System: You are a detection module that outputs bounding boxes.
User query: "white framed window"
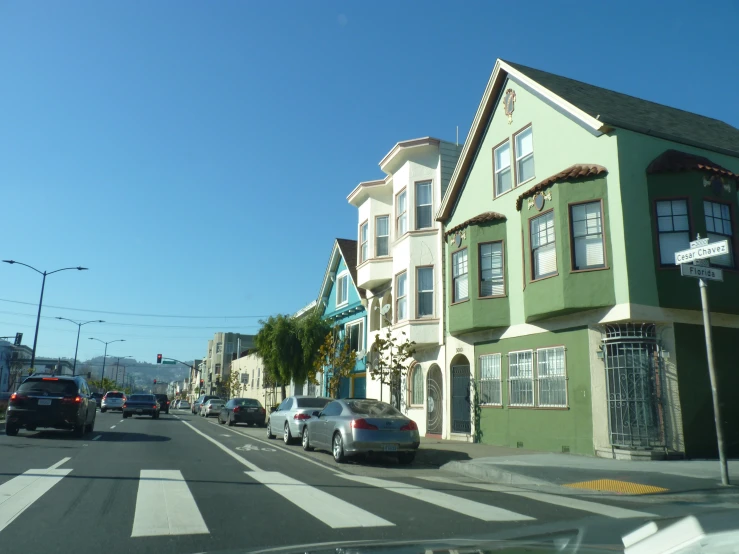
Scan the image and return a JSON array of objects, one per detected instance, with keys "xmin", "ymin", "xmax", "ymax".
[
  {"xmin": 704, "ymin": 200, "xmax": 734, "ymax": 267},
  {"xmin": 336, "ymin": 272, "xmax": 349, "ymax": 306},
  {"xmin": 494, "ymin": 141, "xmax": 512, "ymax": 196},
  {"xmin": 508, "ymin": 350, "xmax": 533, "ymax": 406},
  {"xmin": 537, "ymin": 347, "xmax": 567, "ymax": 407},
  {"xmin": 396, "ymin": 189, "xmax": 407, "ymax": 236},
  {"xmin": 360, "ymin": 222, "xmax": 369, "ymax": 263},
  {"xmin": 409, "ymin": 364, "xmax": 423, "ymax": 406},
  {"xmin": 531, "ymin": 211, "xmax": 557, "ymax": 279},
  {"xmin": 479, "ymin": 241, "xmax": 504, "ymax": 297},
  {"xmin": 415, "ymin": 181, "xmax": 433, "ymax": 230},
  {"xmin": 656, "ymin": 199, "xmax": 690, "ymax": 265},
  {"xmin": 396, "ymin": 272, "xmax": 408, "ymax": 321},
  {"xmin": 478, "ymin": 353, "xmax": 502, "ymax": 406},
  {"xmin": 571, "ymin": 201, "xmax": 605, "ymax": 270},
  {"xmin": 216, "ymin": 343, "xmax": 222, "ymax": 354},
  {"xmin": 514, "ymin": 127, "xmax": 534, "ymax": 184},
  {"xmin": 376, "ymin": 216, "xmax": 389, "ymax": 256},
  {"xmin": 226, "ymin": 342, "xmax": 234, "ymax": 354},
  {"xmin": 416, "ymin": 267, "xmax": 433, "ymax": 318},
  {"xmin": 215, "ymin": 363, "xmax": 221, "ymax": 375},
  {"xmin": 345, "ymin": 319, "xmax": 364, "ymax": 352},
  {"xmin": 452, "ymin": 249, "xmax": 468, "ymax": 302}
]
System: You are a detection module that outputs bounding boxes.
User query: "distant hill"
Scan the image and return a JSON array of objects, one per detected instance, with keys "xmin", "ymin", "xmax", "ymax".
[{"xmin": 77, "ymin": 357, "xmax": 191, "ymax": 388}]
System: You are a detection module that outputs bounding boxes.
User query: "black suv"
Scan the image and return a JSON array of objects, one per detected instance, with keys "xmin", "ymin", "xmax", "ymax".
[
  {"xmin": 5, "ymin": 375, "xmax": 97, "ymax": 437},
  {"xmin": 154, "ymin": 394, "xmax": 171, "ymax": 414}
]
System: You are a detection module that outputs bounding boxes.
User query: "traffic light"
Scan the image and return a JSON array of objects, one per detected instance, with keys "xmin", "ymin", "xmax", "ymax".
[
  {"xmin": 156, "ymin": 354, "xmax": 162, "ymax": 364},
  {"xmin": 153, "ymin": 379, "xmax": 157, "ymax": 384},
  {"xmin": 200, "ymin": 379, "xmax": 204, "ymax": 387}
]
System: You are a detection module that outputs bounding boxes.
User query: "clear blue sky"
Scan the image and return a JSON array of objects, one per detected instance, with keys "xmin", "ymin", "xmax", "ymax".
[{"xmin": 1, "ymin": 0, "xmax": 738, "ymax": 365}]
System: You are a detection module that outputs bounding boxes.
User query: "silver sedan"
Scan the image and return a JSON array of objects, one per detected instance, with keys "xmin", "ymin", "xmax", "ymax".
[
  {"xmin": 266, "ymin": 395, "xmax": 332, "ymax": 444},
  {"xmin": 299, "ymin": 398, "xmax": 420, "ymax": 464},
  {"xmin": 201, "ymin": 399, "xmax": 225, "ymax": 417}
]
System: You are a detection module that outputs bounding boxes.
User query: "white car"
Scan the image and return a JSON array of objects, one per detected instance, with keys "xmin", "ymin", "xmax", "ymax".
[{"xmin": 179, "ymin": 400, "xmax": 190, "ymax": 410}]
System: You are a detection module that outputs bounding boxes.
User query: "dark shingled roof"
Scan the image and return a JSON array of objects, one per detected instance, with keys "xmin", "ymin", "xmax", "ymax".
[
  {"xmin": 335, "ymin": 238, "xmax": 366, "ymax": 299},
  {"xmin": 505, "ymin": 61, "xmax": 739, "ymax": 158},
  {"xmin": 445, "ymin": 212, "xmax": 506, "ymax": 237},
  {"xmin": 515, "ymin": 164, "xmax": 608, "ymax": 211},
  {"xmin": 647, "ymin": 149, "xmax": 738, "ymax": 178}
]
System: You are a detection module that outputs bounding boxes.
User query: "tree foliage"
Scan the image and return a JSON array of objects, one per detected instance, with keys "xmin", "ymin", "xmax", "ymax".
[
  {"xmin": 312, "ymin": 326, "xmax": 356, "ymax": 398},
  {"xmin": 369, "ymin": 328, "xmax": 416, "ymax": 409},
  {"xmin": 224, "ymin": 369, "xmax": 242, "ymax": 400}
]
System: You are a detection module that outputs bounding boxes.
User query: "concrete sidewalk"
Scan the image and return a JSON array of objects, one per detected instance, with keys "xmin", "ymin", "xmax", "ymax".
[{"xmin": 418, "ymin": 437, "xmax": 739, "ymax": 495}]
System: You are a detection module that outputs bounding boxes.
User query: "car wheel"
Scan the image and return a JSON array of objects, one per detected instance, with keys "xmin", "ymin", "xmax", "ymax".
[
  {"xmin": 5, "ymin": 423, "xmax": 19, "ymax": 436},
  {"xmin": 332, "ymin": 432, "xmax": 346, "ymax": 463},
  {"xmin": 266, "ymin": 421, "xmax": 275, "ymax": 439},
  {"xmin": 227, "ymin": 416, "xmax": 234, "ymax": 427},
  {"xmin": 25, "ymin": 424, "xmax": 37, "ymax": 431},
  {"xmin": 101, "ymin": 408, "xmax": 107, "ymax": 413},
  {"xmin": 397, "ymin": 452, "xmax": 416, "ymax": 465},
  {"xmin": 122, "ymin": 413, "xmax": 128, "ymax": 419},
  {"xmin": 73, "ymin": 423, "xmax": 85, "ymax": 437},
  {"xmin": 283, "ymin": 423, "xmax": 293, "ymax": 444},
  {"xmin": 302, "ymin": 427, "xmax": 313, "ymax": 451},
  {"xmin": 88, "ymin": 418, "xmax": 95, "ymax": 433}
]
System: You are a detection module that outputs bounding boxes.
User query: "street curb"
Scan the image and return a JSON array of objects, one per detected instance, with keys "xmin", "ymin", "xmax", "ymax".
[{"xmin": 440, "ymin": 460, "xmax": 553, "ymax": 488}]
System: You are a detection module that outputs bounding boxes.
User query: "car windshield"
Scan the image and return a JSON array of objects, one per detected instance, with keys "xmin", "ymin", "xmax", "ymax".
[
  {"xmin": 296, "ymin": 398, "xmax": 330, "ymax": 408},
  {"xmin": 234, "ymin": 399, "xmax": 261, "ymax": 407},
  {"xmin": 106, "ymin": 392, "xmax": 124, "ymax": 398},
  {"xmin": 18, "ymin": 379, "xmax": 77, "ymax": 396},
  {"xmin": 346, "ymin": 400, "xmax": 403, "ymax": 417}
]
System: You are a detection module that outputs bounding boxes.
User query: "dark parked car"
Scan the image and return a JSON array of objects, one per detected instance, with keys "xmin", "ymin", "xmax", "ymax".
[
  {"xmin": 4, "ymin": 375, "xmax": 97, "ymax": 437},
  {"xmin": 154, "ymin": 394, "xmax": 171, "ymax": 414},
  {"xmin": 218, "ymin": 398, "xmax": 266, "ymax": 427}
]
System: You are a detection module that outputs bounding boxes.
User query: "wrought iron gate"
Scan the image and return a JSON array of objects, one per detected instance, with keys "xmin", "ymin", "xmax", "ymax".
[
  {"xmin": 603, "ymin": 323, "xmax": 665, "ymax": 448},
  {"xmin": 451, "ymin": 365, "xmax": 471, "ymax": 434},
  {"xmin": 426, "ymin": 365, "xmax": 443, "ymax": 435}
]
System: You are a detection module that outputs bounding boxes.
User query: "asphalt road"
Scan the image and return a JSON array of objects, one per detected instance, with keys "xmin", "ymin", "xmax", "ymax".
[{"xmin": 1, "ymin": 409, "xmax": 737, "ymax": 554}]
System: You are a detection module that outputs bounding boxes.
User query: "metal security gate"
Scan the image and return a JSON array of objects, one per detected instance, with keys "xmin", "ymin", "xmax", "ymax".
[
  {"xmin": 451, "ymin": 365, "xmax": 471, "ymax": 434},
  {"xmin": 426, "ymin": 365, "xmax": 443, "ymax": 435},
  {"xmin": 603, "ymin": 323, "xmax": 665, "ymax": 448}
]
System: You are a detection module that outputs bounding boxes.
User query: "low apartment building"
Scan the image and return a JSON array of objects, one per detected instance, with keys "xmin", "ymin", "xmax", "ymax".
[{"xmin": 201, "ymin": 332, "xmax": 255, "ymax": 396}]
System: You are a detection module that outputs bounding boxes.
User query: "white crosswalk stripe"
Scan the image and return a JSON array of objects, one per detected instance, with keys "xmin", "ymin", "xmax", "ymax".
[
  {"xmin": 0, "ymin": 458, "xmax": 72, "ymax": 534},
  {"xmin": 417, "ymin": 476, "xmax": 655, "ymax": 519},
  {"xmin": 336, "ymin": 473, "xmax": 534, "ymax": 522},
  {"xmin": 246, "ymin": 471, "xmax": 394, "ymax": 528},
  {"xmin": 131, "ymin": 470, "xmax": 209, "ymax": 537}
]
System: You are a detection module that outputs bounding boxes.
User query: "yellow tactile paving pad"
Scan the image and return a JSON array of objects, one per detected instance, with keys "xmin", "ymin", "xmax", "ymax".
[{"xmin": 562, "ymin": 479, "xmax": 668, "ymax": 495}]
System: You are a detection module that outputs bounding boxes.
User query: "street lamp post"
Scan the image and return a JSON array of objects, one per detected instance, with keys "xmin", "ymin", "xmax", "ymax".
[
  {"xmin": 89, "ymin": 338, "xmax": 125, "ymax": 390},
  {"xmin": 55, "ymin": 318, "xmax": 104, "ymax": 375},
  {"xmin": 2, "ymin": 260, "xmax": 88, "ymax": 370},
  {"xmin": 110, "ymin": 356, "xmax": 132, "ymax": 386}
]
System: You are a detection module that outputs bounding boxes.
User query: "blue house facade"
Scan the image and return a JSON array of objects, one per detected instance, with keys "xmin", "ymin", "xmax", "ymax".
[{"xmin": 317, "ymin": 239, "xmax": 367, "ymax": 398}]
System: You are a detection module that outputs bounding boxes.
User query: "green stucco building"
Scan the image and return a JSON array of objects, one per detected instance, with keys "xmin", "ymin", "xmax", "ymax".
[{"xmin": 437, "ymin": 59, "xmax": 739, "ymax": 459}]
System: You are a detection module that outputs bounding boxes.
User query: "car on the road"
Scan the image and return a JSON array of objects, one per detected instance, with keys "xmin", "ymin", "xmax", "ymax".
[
  {"xmin": 201, "ymin": 398, "xmax": 224, "ymax": 417},
  {"xmin": 0, "ymin": 391, "xmax": 11, "ymax": 415},
  {"xmin": 192, "ymin": 394, "xmax": 220, "ymax": 415},
  {"xmin": 172, "ymin": 399, "xmax": 180, "ymax": 409},
  {"xmin": 298, "ymin": 398, "xmax": 419, "ymax": 465},
  {"xmin": 179, "ymin": 400, "xmax": 190, "ymax": 410},
  {"xmin": 91, "ymin": 392, "xmax": 104, "ymax": 408},
  {"xmin": 122, "ymin": 394, "xmax": 160, "ymax": 419},
  {"xmin": 4, "ymin": 375, "xmax": 97, "ymax": 437},
  {"xmin": 101, "ymin": 391, "xmax": 126, "ymax": 412},
  {"xmin": 218, "ymin": 398, "xmax": 266, "ymax": 427},
  {"xmin": 154, "ymin": 394, "xmax": 171, "ymax": 414},
  {"xmin": 266, "ymin": 395, "xmax": 332, "ymax": 444}
]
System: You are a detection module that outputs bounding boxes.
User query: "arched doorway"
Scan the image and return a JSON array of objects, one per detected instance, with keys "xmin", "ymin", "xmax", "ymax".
[
  {"xmin": 426, "ymin": 364, "xmax": 443, "ymax": 435},
  {"xmin": 450, "ymin": 355, "xmax": 471, "ymax": 434}
]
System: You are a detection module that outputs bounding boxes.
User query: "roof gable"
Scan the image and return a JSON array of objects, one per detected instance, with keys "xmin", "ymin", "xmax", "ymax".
[{"xmin": 317, "ymin": 239, "xmax": 366, "ymax": 315}]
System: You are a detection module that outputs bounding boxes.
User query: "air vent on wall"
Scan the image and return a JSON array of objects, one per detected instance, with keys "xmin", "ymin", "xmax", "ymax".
[{"xmin": 516, "ymin": 441, "xmax": 524, "ymax": 448}]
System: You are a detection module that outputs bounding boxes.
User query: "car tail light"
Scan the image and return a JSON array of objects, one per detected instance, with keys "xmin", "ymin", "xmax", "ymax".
[
  {"xmin": 400, "ymin": 420, "xmax": 418, "ymax": 431},
  {"xmin": 294, "ymin": 413, "xmax": 311, "ymax": 420},
  {"xmin": 259, "ymin": 408, "xmax": 265, "ymax": 414},
  {"xmin": 351, "ymin": 418, "xmax": 378, "ymax": 430},
  {"xmin": 61, "ymin": 396, "xmax": 82, "ymax": 404},
  {"xmin": 233, "ymin": 406, "xmax": 240, "ymax": 413},
  {"xmin": 153, "ymin": 404, "xmax": 158, "ymax": 409},
  {"xmin": 9, "ymin": 392, "xmax": 26, "ymax": 405},
  {"xmin": 166, "ymin": 401, "xmax": 170, "ymax": 405},
  {"xmin": 123, "ymin": 403, "xmax": 127, "ymax": 408},
  {"xmin": 42, "ymin": 377, "xmax": 59, "ymax": 381}
]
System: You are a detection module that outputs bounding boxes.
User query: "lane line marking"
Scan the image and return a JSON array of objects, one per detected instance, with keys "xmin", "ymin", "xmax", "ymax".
[
  {"xmin": 92, "ymin": 435, "xmax": 102, "ymax": 441},
  {"xmin": 131, "ymin": 470, "xmax": 209, "ymax": 537},
  {"xmin": 337, "ymin": 474, "xmax": 534, "ymax": 522},
  {"xmin": 120, "ymin": 419, "xmax": 124, "ymax": 423},
  {"xmin": 180, "ymin": 420, "xmax": 260, "ymax": 471},
  {"xmin": 417, "ymin": 476, "xmax": 655, "ymax": 519},
  {"xmin": 0, "ymin": 460, "xmax": 73, "ymax": 533},
  {"xmin": 246, "ymin": 471, "xmax": 393, "ymax": 528},
  {"xmin": 110, "ymin": 425, "xmax": 116, "ymax": 429}
]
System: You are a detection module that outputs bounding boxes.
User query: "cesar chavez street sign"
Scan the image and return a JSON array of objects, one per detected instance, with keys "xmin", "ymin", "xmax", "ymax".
[{"xmin": 674, "ymin": 239, "xmax": 729, "ymax": 265}]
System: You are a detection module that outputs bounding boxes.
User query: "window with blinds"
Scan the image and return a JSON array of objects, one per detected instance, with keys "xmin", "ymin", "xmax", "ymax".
[
  {"xmin": 410, "ymin": 365, "xmax": 423, "ymax": 406},
  {"xmin": 396, "ymin": 271, "xmax": 408, "ymax": 321},
  {"xmin": 360, "ymin": 222, "xmax": 368, "ymax": 263},
  {"xmin": 530, "ymin": 211, "xmax": 557, "ymax": 279},
  {"xmin": 570, "ymin": 202, "xmax": 605, "ymax": 270},
  {"xmin": 656, "ymin": 199, "xmax": 690, "ymax": 265},
  {"xmin": 508, "ymin": 350, "xmax": 533, "ymax": 406},
  {"xmin": 515, "ymin": 127, "xmax": 534, "ymax": 184},
  {"xmin": 416, "ymin": 181, "xmax": 433, "ymax": 229},
  {"xmin": 479, "ymin": 353, "xmax": 502, "ymax": 406},
  {"xmin": 416, "ymin": 267, "xmax": 433, "ymax": 317},
  {"xmin": 452, "ymin": 249, "xmax": 468, "ymax": 302},
  {"xmin": 704, "ymin": 200, "xmax": 734, "ymax": 267},
  {"xmin": 479, "ymin": 241, "xmax": 504, "ymax": 297},
  {"xmin": 494, "ymin": 142, "xmax": 512, "ymax": 196},
  {"xmin": 396, "ymin": 190, "xmax": 407, "ymax": 236},
  {"xmin": 376, "ymin": 216, "xmax": 389, "ymax": 257},
  {"xmin": 336, "ymin": 273, "xmax": 349, "ymax": 306},
  {"xmin": 537, "ymin": 347, "xmax": 567, "ymax": 407}
]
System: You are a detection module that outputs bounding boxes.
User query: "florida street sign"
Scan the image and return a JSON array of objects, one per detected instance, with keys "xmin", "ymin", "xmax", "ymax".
[{"xmin": 680, "ymin": 263, "xmax": 723, "ymax": 282}]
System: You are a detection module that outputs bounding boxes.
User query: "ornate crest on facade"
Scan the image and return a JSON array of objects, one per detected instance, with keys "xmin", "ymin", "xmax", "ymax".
[
  {"xmin": 503, "ymin": 88, "xmax": 516, "ymax": 124},
  {"xmin": 448, "ymin": 230, "xmax": 466, "ymax": 245},
  {"xmin": 527, "ymin": 190, "xmax": 551, "ymax": 210},
  {"xmin": 703, "ymin": 174, "xmax": 732, "ymax": 195}
]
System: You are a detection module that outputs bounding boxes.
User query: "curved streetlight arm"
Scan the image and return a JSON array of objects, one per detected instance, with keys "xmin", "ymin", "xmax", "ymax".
[
  {"xmin": 2, "ymin": 260, "xmax": 42, "ymax": 274},
  {"xmin": 2, "ymin": 261, "xmax": 87, "ymax": 275},
  {"xmin": 47, "ymin": 266, "xmax": 88, "ymax": 275}
]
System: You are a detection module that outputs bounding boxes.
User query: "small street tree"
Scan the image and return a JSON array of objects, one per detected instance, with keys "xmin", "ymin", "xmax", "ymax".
[
  {"xmin": 312, "ymin": 326, "xmax": 356, "ymax": 398},
  {"xmin": 223, "ymin": 369, "xmax": 242, "ymax": 400},
  {"xmin": 368, "ymin": 327, "xmax": 416, "ymax": 410}
]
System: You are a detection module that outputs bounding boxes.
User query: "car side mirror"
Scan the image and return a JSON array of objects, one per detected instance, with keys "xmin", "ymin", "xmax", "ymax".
[
  {"xmin": 312, "ymin": 410, "xmax": 320, "ymax": 417},
  {"xmin": 270, "ymin": 407, "xmax": 277, "ymax": 413}
]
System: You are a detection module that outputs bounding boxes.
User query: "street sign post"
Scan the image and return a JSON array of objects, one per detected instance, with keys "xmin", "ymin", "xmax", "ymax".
[
  {"xmin": 676, "ymin": 235, "xmax": 729, "ymax": 486},
  {"xmin": 161, "ymin": 360, "xmax": 176, "ymax": 365}
]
